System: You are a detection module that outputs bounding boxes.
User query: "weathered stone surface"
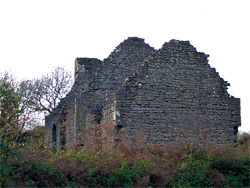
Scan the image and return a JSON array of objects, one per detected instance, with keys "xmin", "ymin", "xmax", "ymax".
[{"xmin": 45, "ymin": 37, "xmax": 241, "ymax": 148}]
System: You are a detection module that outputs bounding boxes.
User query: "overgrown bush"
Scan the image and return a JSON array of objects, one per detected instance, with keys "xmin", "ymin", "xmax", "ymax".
[
  {"xmin": 17, "ymin": 126, "xmax": 45, "ymax": 147},
  {"xmin": 1, "ymin": 132, "xmax": 250, "ymax": 187},
  {"xmin": 0, "ymin": 139, "xmax": 70, "ymax": 187}
]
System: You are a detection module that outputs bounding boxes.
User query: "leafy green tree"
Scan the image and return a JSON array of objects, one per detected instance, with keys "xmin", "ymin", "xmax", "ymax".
[
  {"xmin": 0, "ymin": 72, "xmax": 25, "ymax": 143},
  {"xmin": 0, "ymin": 67, "xmax": 72, "ymax": 143}
]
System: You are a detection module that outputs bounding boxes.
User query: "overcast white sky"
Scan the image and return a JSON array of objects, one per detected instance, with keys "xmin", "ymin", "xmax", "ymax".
[{"xmin": 0, "ymin": 0, "xmax": 249, "ymax": 132}]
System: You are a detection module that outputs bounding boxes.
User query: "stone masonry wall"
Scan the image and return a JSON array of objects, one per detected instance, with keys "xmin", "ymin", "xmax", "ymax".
[
  {"xmin": 115, "ymin": 40, "xmax": 240, "ymax": 145},
  {"xmin": 45, "ymin": 37, "xmax": 241, "ymax": 148},
  {"xmin": 45, "ymin": 38, "xmax": 156, "ymax": 147},
  {"xmin": 45, "ymin": 58, "xmax": 103, "ymax": 146},
  {"xmin": 74, "ymin": 38, "xmax": 155, "ymax": 136}
]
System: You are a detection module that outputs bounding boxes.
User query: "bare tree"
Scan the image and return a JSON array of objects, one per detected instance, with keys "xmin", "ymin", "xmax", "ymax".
[
  {"xmin": 28, "ymin": 67, "xmax": 73, "ymax": 114},
  {"xmin": 0, "ymin": 67, "xmax": 73, "ymax": 143}
]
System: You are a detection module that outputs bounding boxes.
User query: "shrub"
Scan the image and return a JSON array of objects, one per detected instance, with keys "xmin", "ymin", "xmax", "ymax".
[
  {"xmin": 0, "ymin": 139, "xmax": 71, "ymax": 187},
  {"xmin": 1, "ymin": 133, "xmax": 250, "ymax": 187},
  {"xmin": 165, "ymin": 149, "xmax": 213, "ymax": 187},
  {"xmin": 211, "ymin": 156, "xmax": 250, "ymax": 187},
  {"xmin": 0, "ymin": 139, "xmax": 19, "ymax": 187}
]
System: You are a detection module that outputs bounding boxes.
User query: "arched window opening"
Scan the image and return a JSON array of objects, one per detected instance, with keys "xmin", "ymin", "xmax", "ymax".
[{"xmin": 52, "ymin": 124, "xmax": 57, "ymax": 145}]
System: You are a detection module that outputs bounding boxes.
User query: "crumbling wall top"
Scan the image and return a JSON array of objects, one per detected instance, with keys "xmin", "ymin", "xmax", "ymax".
[{"xmin": 74, "ymin": 58, "xmax": 102, "ymax": 82}]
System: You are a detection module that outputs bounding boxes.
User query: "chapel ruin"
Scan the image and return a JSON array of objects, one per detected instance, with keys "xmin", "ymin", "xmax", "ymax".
[{"xmin": 45, "ymin": 37, "xmax": 241, "ymax": 148}]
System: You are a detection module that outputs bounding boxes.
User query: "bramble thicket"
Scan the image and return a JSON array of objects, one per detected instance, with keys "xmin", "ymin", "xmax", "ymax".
[{"xmin": 0, "ymin": 126, "xmax": 249, "ymax": 187}]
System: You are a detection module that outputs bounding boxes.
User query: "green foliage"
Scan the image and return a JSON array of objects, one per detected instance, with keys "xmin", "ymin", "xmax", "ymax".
[
  {"xmin": 0, "ymin": 72, "xmax": 42, "ymax": 146},
  {"xmin": 211, "ymin": 156, "xmax": 250, "ymax": 187},
  {"xmin": 167, "ymin": 149, "xmax": 214, "ymax": 187},
  {"xmin": 0, "ymin": 73, "xmax": 24, "ymax": 125},
  {"xmin": 0, "ymin": 139, "xmax": 20, "ymax": 187},
  {"xmin": 106, "ymin": 161, "xmax": 144, "ymax": 187},
  {"xmin": 0, "ymin": 69, "xmax": 73, "ymax": 144},
  {"xmin": 74, "ymin": 146, "xmax": 97, "ymax": 165},
  {"xmin": 17, "ymin": 126, "xmax": 45, "ymax": 147},
  {"xmin": 237, "ymin": 131, "xmax": 250, "ymax": 152},
  {"xmin": 1, "ymin": 135, "xmax": 250, "ymax": 187},
  {"xmin": 0, "ymin": 139, "xmax": 70, "ymax": 187},
  {"xmin": 0, "ymin": 73, "xmax": 25, "ymax": 143}
]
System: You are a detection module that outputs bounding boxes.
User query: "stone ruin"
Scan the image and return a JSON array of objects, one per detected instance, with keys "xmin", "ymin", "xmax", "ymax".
[{"xmin": 45, "ymin": 37, "xmax": 241, "ymax": 148}]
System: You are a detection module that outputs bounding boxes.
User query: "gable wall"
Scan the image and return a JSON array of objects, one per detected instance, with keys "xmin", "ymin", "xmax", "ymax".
[
  {"xmin": 45, "ymin": 38, "xmax": 155, "ymax": 147},
  {"xmin": 116, "ymin": 40, "xmax": 240, "ymax": 145}
]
